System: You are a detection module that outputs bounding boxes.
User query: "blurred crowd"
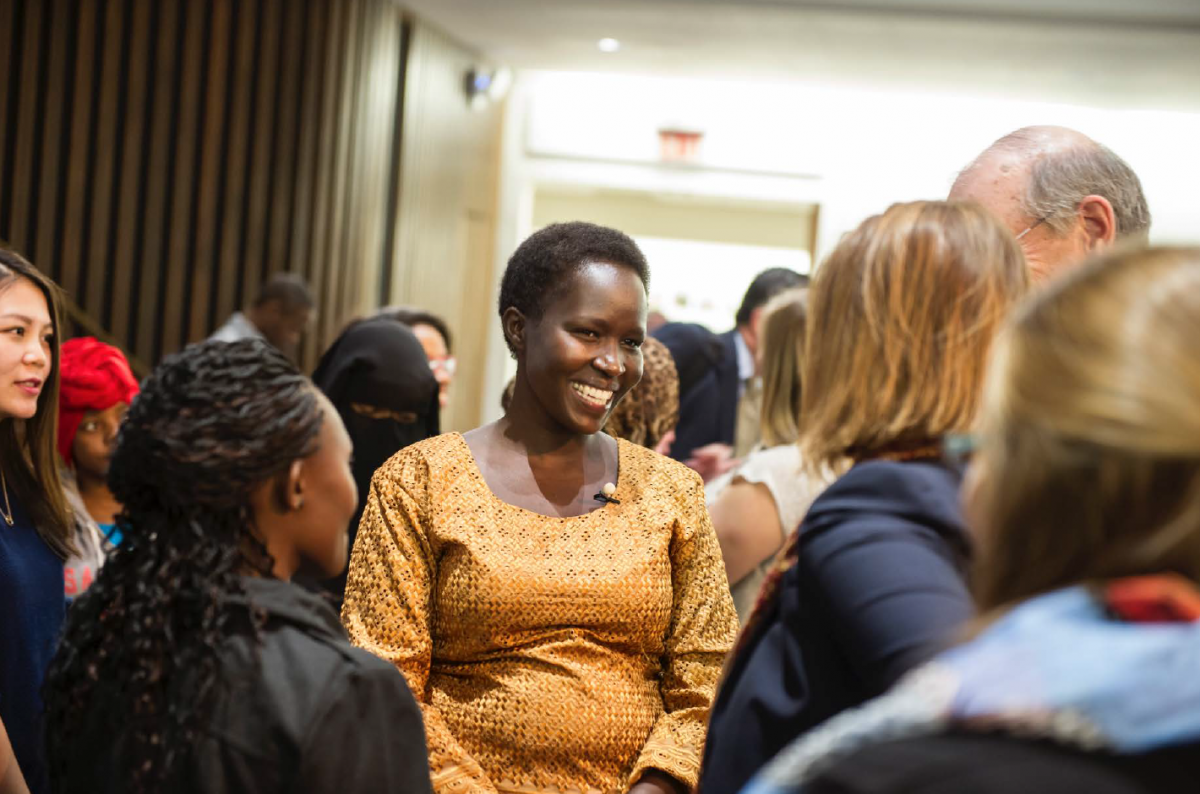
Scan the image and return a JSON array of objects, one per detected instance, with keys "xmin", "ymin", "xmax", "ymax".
[{"xmin": 2, "ymin": 124, "xmax": 1198, "ymax": 794}]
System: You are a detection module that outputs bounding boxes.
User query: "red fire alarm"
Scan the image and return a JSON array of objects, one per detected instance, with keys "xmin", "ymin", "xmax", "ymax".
[{"xmin": 658, "ymin": 128, "xmax": 703, "ymax": 163}]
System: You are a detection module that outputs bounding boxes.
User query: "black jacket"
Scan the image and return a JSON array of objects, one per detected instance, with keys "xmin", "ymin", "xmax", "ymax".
[
  {"xmin": 653, "ymin": 324, "xmax": 739, "ymax": 462},
  {"xmin": 60, "ymin": 578, "xmax": 434, "ymax": 794},
  {"xmin": 807, "ymin": 731, "xmax": 1200, "ymax": 794},
  {"xmin": 700, "ymin": 460, "xmax": 973, "ymax": 794}
]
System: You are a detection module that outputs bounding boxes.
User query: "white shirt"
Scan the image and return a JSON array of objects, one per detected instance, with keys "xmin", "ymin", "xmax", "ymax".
[
  {"xmin": 209, "ymin": 311, "xmax": 264, "ymax": 344},
  {"xmin": 733, "ymin": 329, "xmax": 756, "ymax": 398}
]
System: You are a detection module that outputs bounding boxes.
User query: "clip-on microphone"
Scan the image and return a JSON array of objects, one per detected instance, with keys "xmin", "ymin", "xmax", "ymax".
[{"xmin": 593, "ymin": 482, "xmax": 620, "ymax": 505}]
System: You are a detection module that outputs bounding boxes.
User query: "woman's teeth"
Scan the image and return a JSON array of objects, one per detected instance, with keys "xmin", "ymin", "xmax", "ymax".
[{"xmin": 572, "ymin": 383, "xmax": 613, "ymax": 406}]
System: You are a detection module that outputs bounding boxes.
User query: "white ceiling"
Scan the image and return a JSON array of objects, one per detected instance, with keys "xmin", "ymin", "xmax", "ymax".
[{"xmin": 399, "ymin": 0, "xmax": 1200, "ymax": 110}]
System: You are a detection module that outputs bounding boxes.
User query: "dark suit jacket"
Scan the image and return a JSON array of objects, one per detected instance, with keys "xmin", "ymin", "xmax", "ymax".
[
  {"xmin": 652, "ymin": 323, "xmax": 740, "ymax": 462},
  {"xmin": 699, "ymin": 459, "xmax": 974, "ymax": 794},
  {"xmin": 808, "ymin": 731, "xmax": 1200, "ymax": 794},
  {"xmin": 59, "ymin": 578, "xmax": 434, "ymax": 794}
]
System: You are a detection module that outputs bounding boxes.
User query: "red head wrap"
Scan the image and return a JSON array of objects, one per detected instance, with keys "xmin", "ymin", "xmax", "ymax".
[{"xmin": 57, "ymin": 337, "xmax": 140, "ymax": 466}]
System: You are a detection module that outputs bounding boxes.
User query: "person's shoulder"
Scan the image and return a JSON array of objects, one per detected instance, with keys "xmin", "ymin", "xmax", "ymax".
[
  {"xmin": 373, "ymin": 432, "xmax": 467, "ymax": 483},
  {"xmin": 811, "ymin": 459, "xmax": 961, "ymax": 522},
  {"xmin": 621, "ymin": 436, "xmax": 702, "ymax": 486},
  {"xmin": 619, "ymin": 438, "xmax": 710, "ymax": 523},
  {"xmin": 808, "ymin": 732, "xmax": 1200, "ymax": 794},
  {"xmin": 738, "ymin": 444, "xmax": 804, "ymax": 480},
  {"xmin": 213, "ymin": 602, "xmax": 415, "ymax": 750},
  {"xmin": 799, "ymin": 459, "xmax": 967, "ymax": 554}
]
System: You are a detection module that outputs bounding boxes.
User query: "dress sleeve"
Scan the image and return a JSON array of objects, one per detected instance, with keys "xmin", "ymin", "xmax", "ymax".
[
  {"xmin": 629, "ymin": 468, "xmax": 740, "ymax": 790},
  {"xmin": 341, "ymin": 452, "xmax": 499, "ymax": 794}
]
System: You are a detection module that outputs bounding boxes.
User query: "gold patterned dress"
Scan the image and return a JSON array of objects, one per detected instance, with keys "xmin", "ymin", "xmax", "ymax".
[{"xmin": 342, "ymin": 432, "xmax": 738, "ymax": 794}]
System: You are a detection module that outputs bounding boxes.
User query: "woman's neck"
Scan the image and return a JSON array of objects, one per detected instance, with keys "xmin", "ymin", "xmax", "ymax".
[
  {"xmin": 75, "ymin": 471, "xmax": 122, "ymax": 525},
  {"xmin": 500, "ymin": 382, "xmax": 592, "ymax": 459}
]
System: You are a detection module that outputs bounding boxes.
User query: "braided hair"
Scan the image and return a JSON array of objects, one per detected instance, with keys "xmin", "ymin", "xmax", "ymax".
[{"xmin": 43, "ymin": 340, "xmax": 324, "ymax": 792}]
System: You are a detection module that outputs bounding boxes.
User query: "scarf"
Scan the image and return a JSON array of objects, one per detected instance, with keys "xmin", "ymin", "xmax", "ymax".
[
  {"xmin": 743, "ymin": 574, "xmax": 1200, "ymax": 794},
  {"xmin": 57, "ymin": 337, "xmax": 140, "ymax": 466}
]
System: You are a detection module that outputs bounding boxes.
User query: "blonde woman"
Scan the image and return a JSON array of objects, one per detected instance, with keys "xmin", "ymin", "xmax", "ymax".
[
  {"xmin": 747, "ymin": 247, "xmax": 1200, "ymax": 793},
  {"xmin": 706, "ymin": 289, "xmax": 827, "ymax": 623},
  {"xmin": 700, "ymin": 201, "xmax": 1028, "ymax": 794}
]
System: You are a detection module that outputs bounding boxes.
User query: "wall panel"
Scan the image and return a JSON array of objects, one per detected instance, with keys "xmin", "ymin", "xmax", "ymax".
[
  {"xmin": 1, "ymin": 0, "xmax": 505, "ymax": 431},
  {"xmin": 389, "ymin": 19, "xmax": 504, "ymax": 431}
]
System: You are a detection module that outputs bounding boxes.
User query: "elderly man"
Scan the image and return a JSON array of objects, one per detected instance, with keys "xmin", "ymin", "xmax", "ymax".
[{"xmin": 950, "ymin": 126, "xmax": 1150, "ymax": 282}]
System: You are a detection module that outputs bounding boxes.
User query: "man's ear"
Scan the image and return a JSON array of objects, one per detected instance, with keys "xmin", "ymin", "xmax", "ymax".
[
  {"xmin": 502, "ymin": 307, "xmax": 528, "ymax": 355},
  {"xmin": 1078, "ymin": 194, "xmax": 1117, "ymax": 250}
]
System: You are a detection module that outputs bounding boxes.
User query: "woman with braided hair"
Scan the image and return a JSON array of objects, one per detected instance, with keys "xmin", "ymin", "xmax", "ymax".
[{"xmin": 42, "ymin": 340, "xmax": 434, "ymax": 794}]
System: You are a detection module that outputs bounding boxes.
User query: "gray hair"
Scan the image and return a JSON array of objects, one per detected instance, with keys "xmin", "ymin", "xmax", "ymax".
[{"xmin": 961, "ymin": 127, "xmax": 1151, "ymax": 240}]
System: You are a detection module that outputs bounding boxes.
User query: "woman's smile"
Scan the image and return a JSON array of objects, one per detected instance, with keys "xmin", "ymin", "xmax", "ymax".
[{"xmin": 570, "ymin": 381, "xmax": 615, "ymax": 412}]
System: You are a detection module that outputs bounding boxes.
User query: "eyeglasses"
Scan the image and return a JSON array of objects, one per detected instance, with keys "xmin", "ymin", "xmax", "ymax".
[
  {"xmin": 429, "ymin": 356, "xmax": 457, "ymax": 376},
  {"xmin": 1015, "ymin": 214, "xmax": 1051, "ymax": 240}
]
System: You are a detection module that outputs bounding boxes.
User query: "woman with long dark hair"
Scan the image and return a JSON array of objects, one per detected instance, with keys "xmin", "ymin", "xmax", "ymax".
[
  {"xmin": 0, "ymin": 248, "xmax": 74, "ymax": 794},
  {"xmin": 43, "ymin": 340, "xmax": 433, "ymax": 794}
]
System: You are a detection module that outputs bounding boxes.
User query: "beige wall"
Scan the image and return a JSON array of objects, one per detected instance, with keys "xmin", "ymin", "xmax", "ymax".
[
  {"xmin": 531, "ymin": 187, "xmax": 816, "ymax": 251},
  {"xmin": 387, "ymin": 19, "xmax": 505, "ymax": 432}
]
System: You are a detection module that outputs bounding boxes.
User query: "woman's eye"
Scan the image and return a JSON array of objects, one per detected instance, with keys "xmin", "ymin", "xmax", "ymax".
[
  {"xmin": 576, "ymin": 329, "xmax": 599, "ymax": 339},
  {"xmin": 623, "ymin": 338, "xmax": 644, "ymax": 349},
  {"xmin": 5, "ymin": 327, "xmax": 24, "ymax": 337}
]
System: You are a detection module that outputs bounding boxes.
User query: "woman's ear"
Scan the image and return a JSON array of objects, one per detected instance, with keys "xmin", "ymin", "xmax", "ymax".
[
  {"xmin": 284, "ymin": 458, "xmax": 305, "ymax": 511},
  {"xmin": 502, "ymin": 307, "xmax": 527, "ymax": 355}
]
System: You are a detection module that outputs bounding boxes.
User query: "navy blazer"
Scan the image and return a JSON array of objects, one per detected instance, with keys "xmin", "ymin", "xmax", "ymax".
[
  {"xmin": 699, "ymin": 459, "xmax": 974, "ymax": 794},
  {"xmin": 809, "ymin": 732, "xmax": 1200, "ymax": 794},
  {"xmin": 652, "ymin": 323, "xmax": 740, "ymax": 462}
]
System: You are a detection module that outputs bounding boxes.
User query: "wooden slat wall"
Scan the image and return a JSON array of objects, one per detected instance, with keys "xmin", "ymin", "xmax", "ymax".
[{"xmin": 0, "ymin": 0, "xmax": 505, "ymax": 428}]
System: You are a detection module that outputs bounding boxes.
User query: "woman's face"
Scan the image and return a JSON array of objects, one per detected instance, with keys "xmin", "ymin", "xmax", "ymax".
[
  {"xmin": 0, "ymin": 277, "xmax": 53, "ymax": 420},
  {"xmin": 292, "ymin": 395, "xmax": 359, "ymax": 577},
  {"xmin": 73, "ymin": 402, "xmax": 130, "ymax": 478},
  {"xmin": 412, "ymin": 323, "xmax": 453, "ymax": 409},
  {"xmin": 520, "ymin": 262, "xmax": 647, "ymax": 436}
]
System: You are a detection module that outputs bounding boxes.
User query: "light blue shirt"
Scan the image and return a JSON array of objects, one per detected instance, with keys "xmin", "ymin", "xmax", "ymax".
[
  {"xmin": 733, "ymin": 329, "xmax": 756, "ymax": 398},
  {"xmin": 209, "ymin": 311, "xmax": 264, "ymax": 344}
]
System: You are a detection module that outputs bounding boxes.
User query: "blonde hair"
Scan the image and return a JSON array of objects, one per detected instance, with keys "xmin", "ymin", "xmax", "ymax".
[
  {"xmin": 800, "ymin": 201, "xmax": 1028, "ymax": 471},
  {"xmin": 757, "ymin": 288, "xmax": 808, "ymax": 448},
  {"xmin": 972, "ymin": 246, "xmax": 1200, "ymax": 611}
]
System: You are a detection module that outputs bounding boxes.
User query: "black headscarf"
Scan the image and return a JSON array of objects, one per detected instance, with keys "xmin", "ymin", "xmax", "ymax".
[{"xmin": 311, "ymin": 318, "xmax": 439, "ymax": 600}]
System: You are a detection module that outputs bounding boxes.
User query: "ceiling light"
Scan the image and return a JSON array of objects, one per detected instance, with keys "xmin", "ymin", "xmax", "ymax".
[{"xmin": 597, "ymin": 38, "xmax": 621, "ymax": 53}]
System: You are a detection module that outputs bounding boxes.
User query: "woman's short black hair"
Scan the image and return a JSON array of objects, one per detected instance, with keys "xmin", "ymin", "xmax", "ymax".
[{"xmin": 498, "ymin": 222, "xmax": 649, "ymax": 350}]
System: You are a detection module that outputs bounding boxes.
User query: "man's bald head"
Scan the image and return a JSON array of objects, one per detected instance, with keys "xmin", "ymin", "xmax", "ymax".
[{"xmin": 951, "ymin": 126, "xmax": 1149, "ymax": 282}]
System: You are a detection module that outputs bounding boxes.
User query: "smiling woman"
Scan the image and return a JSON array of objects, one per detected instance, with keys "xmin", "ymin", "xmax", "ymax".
[
  {"xmin": 0, "ymin": 248, "xmax": 75, "ymax": 794},
  {"xmin": 342, "ymin": 221, "xmax": 739, "ymax": 794}
]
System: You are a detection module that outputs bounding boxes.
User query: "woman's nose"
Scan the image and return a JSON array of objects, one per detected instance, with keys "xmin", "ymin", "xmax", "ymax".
[
  {"xmin": 23, "ymin": 341, "xmax": 47, "ymax": 369},
  {"xmin": 594, "ymin": 347, "xmax": 623, "ymax": 376}
]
